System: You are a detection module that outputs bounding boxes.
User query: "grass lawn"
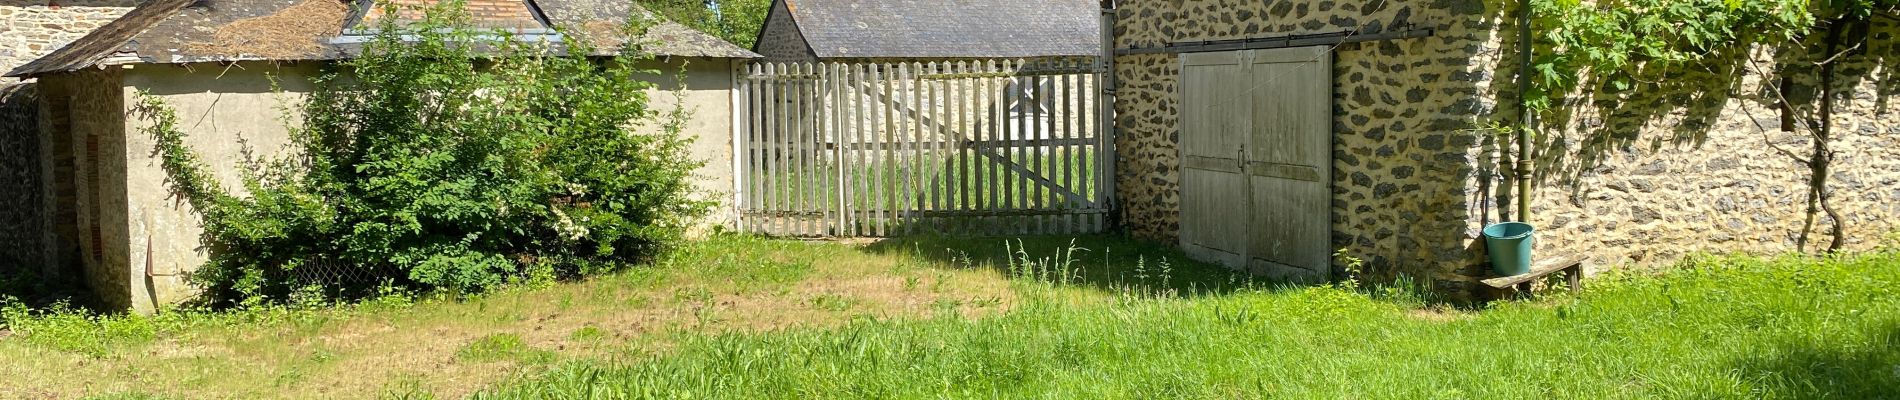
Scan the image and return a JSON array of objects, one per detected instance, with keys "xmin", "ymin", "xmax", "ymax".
[{"xmin": 3, "ymin": 235, "xmax": 1897, "ymax": 399}]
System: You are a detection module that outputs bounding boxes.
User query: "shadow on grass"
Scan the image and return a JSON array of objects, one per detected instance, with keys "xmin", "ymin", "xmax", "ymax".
[
  {"xmin": 0, "ymin": 264, "xmax": 99, "ymax": 311},
  {"xmin": 860, "ymin": 234, "xmax": 1294, "ymax": 297},
  {"xmin": 1729, "ymin": 322, "xmax": 1900, "ymax": 398}
]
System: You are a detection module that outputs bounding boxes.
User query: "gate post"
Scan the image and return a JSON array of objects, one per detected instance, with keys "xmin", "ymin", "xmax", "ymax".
[
  {"xmin": 1098, "ymin": 1, "xmax": 1120, "ymax": 230},
  {"xmin": 731, "ymin": 61, "xmax": 749, "ymax": 232}
]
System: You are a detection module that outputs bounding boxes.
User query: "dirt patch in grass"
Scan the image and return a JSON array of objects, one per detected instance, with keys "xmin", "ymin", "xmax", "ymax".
[{"xmin": 0, "ymin": 236, "xmax": 1021, "ymax": 398}]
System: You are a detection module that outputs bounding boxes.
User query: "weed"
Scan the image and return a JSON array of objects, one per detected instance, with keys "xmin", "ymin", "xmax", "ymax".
[
  {"xmin": 457, "ymin": 333, "xmax": 553, "ymax": 364},
  {"xmin": 569, "ymin": 326, "xmax": 606, "ymax": 341},
  {"xmin": 809, "ymin": 294, "xmax": 858, "ymax": 312},
  {"xmin": 931, "ymin": 298, "xmax": 964, "ymax": 317}
]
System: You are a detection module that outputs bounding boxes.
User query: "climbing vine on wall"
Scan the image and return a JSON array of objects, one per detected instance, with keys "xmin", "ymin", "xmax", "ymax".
[
  {"xmin": 1523, "ymin": 0, "xmax": 1897, "ymax": 252},
  {"xmin": 1524, "ymin": 0, "xmax": 1813, "ymax": 108}
]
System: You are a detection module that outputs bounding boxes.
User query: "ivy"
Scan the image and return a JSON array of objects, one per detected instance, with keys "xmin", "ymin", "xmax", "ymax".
[{"xmin": 137, "ymin": 2, "xmax": 709, "ymax": 306}]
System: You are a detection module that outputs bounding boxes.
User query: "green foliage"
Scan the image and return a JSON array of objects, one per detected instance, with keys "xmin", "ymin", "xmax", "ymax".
[
  {"xmin": 1525, "ymin": 0, "xmax": 1896, "ymax": 111},
  {"xmin": 1527, "ymin": 0, "xmax": 1799, "ymax": 109},
  {"xmin": 639, "ymin": 0, "xmax": 772, "ymax": 48},
  {"xmin": 135, "ymin": 3, "xmax": 708, "ymax": 306},
  {"xmin": 0, "ymin": 300, "xmax": 157, "ymax": 357}
]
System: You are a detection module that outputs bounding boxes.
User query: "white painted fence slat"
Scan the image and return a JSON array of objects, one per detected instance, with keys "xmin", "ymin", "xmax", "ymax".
[
  {"xmin": 763, "ymin": 63, "xmax": 780, "ymax": 234},
  {"xmin": 878, "ymin": 63, "xmax": 895, "ymax": 236}
]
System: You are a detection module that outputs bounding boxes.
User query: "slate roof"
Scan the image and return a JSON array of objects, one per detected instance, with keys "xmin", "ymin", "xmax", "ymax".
[
  {"xmin": 6, "ymin": 0, "xmax": 759, "ymax": 77},
  {"xmin": 772, "ymin": 0, "xmax": 1100, "ymax": 59}
]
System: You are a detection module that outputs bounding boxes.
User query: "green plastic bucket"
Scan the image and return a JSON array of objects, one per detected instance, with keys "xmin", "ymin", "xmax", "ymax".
[{"xmin": 1482, "ymin": 222, "xmax": 1536, "ymax": 276}]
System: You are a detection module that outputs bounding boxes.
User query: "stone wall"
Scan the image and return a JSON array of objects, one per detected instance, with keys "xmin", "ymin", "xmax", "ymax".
[
  {"xmin": 1111, "ymin": 0, "xmax": 1513, "ymax": 296},
  {"xmin": 0, "ymin": 0, "xmax": 138, "ymax": 81},
  {"xmin": 1110, "ymin": 0, "xmax": 1900, "ymax": 299},
  {"xmin": 752, "ymin": 0, "xmax": 815, "ymax": 62},
  {"xmin": 35, "ymin": 68, "xmax": 129, "ymax": 308},
  {"xmin": 1516, "ymin": 18, "xmax": 1900, "ymax": 269},
  {"xmin": 0, "ymin": 83, "xmax": 47, "ymax": 273}
]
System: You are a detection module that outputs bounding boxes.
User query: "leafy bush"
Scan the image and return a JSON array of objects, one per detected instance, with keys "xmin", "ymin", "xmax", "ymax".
[{"xmin": 135, "ymin": 4, "xmax": 709, "ymax": 306}]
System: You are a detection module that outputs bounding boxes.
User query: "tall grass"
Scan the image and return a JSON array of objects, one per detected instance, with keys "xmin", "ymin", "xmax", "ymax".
[{"xmin": 476, "ymin": 250, "xmax": 1900, "ymax": 399}]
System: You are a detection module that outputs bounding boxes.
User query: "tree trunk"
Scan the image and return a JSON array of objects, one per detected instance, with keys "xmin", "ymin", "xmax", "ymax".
[{"xmin": 1812, "ymin": 18, "xmax": 1855, "ymax": 253}]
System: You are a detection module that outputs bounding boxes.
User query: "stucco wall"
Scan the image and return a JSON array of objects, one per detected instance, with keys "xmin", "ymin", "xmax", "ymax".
[
  {"xmin": 0, "ymin": 0, "xmax": 137, "ymax": 82},
  {"xmin": 638, "ymin": 56, "xmax": 741, "ymax": 229},
  {"xmin": 1110, "ymin": 0, "xmax": 1900, "ymax": 299},
  {"xmin": 118, "ymin": 62, "xmax": 316, "ymax": 312}
]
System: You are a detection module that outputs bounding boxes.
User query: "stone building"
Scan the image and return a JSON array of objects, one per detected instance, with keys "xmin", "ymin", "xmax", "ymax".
[
  {"xmin": 751, "ymin": 0, "xmax": 1100, "ymax": 63},
  {"xmin": 1105, "ymin": 0, "xmax": 1899, "ymax": 299},
  {"xmin": 0, "ymin": 0, "xmax": 138, "ymax": 284},
  {"xmin": 4, "ymin": 0, "xmax": 759, "ymax": 312},
  {"xmin": 1, "ymin": 0, "xmax": 139, "ymax": 84}
]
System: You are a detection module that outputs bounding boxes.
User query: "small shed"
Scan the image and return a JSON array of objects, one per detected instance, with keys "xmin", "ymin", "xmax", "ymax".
[
  {"xmin": 4, "ymin": 0, "xmax": 759, "ymax": 312},
  {"xmin": 751, "ymin": 0, "xmax": 1101, "ymax": 62}
]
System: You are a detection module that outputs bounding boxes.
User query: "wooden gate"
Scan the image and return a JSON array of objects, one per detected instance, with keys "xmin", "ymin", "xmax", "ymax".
[
  {"xmin": 735, "ymin": 60, "xmax": 1110, "ymax": 237},
  {"xmin": 1178, "ymin": 47, "xmax": 1331, "ymax": 283}
]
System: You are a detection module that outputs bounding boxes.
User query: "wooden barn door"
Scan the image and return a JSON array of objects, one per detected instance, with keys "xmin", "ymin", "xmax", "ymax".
[
  {"xmin": 1178, "ymin": 52, "xmax": 1254, "ymax": 269},
  {"xmin": 1179, "ymin": 47, "xmax": 1331, "ymax": 283}
]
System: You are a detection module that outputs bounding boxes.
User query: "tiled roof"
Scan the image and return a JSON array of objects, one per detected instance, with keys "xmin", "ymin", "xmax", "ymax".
[
  {"xmin": 778, "ymin": 0, "xmax": 1101, "ymax": 59},
  {"xmin": 5, "ymin": 0, "xmax": 759, "ymax": 77}
]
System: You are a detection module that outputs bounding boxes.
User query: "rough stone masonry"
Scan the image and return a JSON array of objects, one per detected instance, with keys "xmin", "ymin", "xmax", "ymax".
[
  {"xmin": 1, "ymin": 0, "xmax": 138, "ymax": 83},
  {"xmin": 1, "ymin": 0, "xmax": 136, "ymax": 276}
]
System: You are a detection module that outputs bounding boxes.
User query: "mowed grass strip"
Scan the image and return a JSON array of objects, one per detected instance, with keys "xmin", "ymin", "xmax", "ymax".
[{"xmin": 472, "ymin": 250, "xmax": 1900, "ymax": 399}]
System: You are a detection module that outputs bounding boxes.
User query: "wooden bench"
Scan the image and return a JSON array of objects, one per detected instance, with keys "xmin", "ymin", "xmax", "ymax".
[{"xmin": 1480, "ymin": 254, "xmax": 1587, "ymax": 301}]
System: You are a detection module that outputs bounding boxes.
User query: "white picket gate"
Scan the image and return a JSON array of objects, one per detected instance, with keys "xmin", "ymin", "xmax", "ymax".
[{"xmin": 735, "ymin": 60, "xmax": 1111, "ymax": 237}]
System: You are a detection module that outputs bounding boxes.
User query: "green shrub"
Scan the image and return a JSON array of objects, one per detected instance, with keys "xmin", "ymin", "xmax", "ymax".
[{"xmin": 135, "ymin": 3, "xmax": 708, "ymax": 306}]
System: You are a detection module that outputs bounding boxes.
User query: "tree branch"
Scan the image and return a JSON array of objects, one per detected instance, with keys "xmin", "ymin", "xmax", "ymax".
[
  {"xmin": 1742, "ymin": 55, "xmax": 1824, "ymax": 138},
  {"xmin": 1735, "ymin": 98, "xmax": 1811, "ymax": 164}
]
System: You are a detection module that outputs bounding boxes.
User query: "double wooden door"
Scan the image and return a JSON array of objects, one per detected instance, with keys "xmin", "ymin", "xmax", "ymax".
[{"xmin": 1177, "ymin": 47, "xmax": 1332, "ymax": 283}]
